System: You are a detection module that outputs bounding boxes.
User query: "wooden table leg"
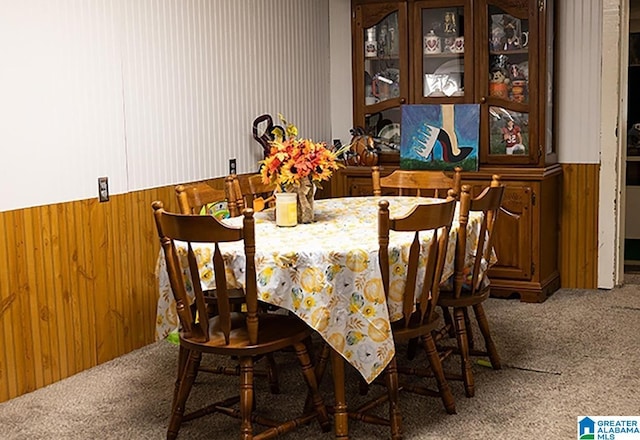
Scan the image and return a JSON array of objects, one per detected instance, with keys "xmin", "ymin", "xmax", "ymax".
[{"xmin": 330, "ymin": 349, "xmax": 349, "ymax": 439}]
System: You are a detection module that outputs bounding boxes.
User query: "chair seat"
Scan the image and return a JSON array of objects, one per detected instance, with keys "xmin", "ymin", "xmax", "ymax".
[
  {"xmin": 437, "ymin": 285, "xmax": 491, "ymax": 308},
  {"xmin": 181, "ymin": 313, "xmax": 312, "ymax": 357},
  {"xmin": 390, "ymin": 313, "xmax": 441, "ymax": 342}
]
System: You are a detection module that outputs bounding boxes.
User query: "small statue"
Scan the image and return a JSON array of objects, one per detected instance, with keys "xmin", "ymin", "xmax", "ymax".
[{"xmin": 443, "ymin": 12, "xmax": 457, "ymax": 35}]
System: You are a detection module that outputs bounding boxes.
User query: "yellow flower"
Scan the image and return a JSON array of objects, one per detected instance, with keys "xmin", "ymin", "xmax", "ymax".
[
  {"xmin": 362, "ymin": 305, "xmax": 376, "ymax": 318},
  {"xmin": 393, "ymin": 264, "xmax": 405, "ymax": 276},
  {"xmin": 303, "ymin": 296, "xmax": 316, "ymax": 309},
  {"xmin": 258, "ymin": 114, "xmax": 348, "ymax": 187},
  {"xmin": 201, "ymin": 268, "xmax": 213, "ymax": 282}
]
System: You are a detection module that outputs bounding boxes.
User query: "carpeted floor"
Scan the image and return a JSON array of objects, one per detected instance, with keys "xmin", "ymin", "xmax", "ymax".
[{"xmin": 1, "ymin": 286, "xmax": 639, "ymax": 439}]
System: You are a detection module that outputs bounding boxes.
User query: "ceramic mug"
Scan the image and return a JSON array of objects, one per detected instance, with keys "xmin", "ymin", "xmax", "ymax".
[
  {"xmin": 521, "ymin": 31, "xmax": 529, "ymax": 48},
  {"xmin": 450, "ymin": 36, "xmax": 464, "ymax": 53},
  {"xmin": 424, "ymin": 32, "xmax": 441, "ymax": 54}
]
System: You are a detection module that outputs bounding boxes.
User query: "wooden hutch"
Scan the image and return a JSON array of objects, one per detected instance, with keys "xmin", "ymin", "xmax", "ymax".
[{"xmin": 332, "ymin": 0, "xmax": 560, "ymax": 302}]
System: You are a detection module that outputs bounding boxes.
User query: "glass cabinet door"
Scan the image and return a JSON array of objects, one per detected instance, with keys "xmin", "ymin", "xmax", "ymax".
[
  {"xmin": 479, "ymin": 1, "xmax": 538, "ymax": 165},
  {"xmin": 353, "ymin": 2, "xmax": 408, "ymax": 140},
  {"xmin": 413, "ymin": 1, "xmax": 471, "ymax": 103}
]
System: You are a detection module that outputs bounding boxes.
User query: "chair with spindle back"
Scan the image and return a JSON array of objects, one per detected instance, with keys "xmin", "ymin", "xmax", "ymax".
[
  {"xmin": 243, "ymin": 174, "xmax": 277, "ymax": 212},
  {"xmin": 152, "ymin": 202, "xmax": 330, "ymax": 440},
  {"xmin": 435, "ymin": 176, "xmax": 505, "ymax": 398},
  {"xmin": 224, "ymin": 175, "xmax": 246, "ymax": 217},
  {"xmin": 175, "ymin": 181, "xmax": 280, "ymax": 393},
  {"xmin": 371, "ymin": 166, "xmax": 463, "ymax": 199},
  {"xmin": 175, "ymin": 182, "xmax": 228, "ymax": 216},
  {"xmin": 227, "ymin": 174, "xmax": 277, "ymax": 214},
  {"xmin": 327, "ymin": 196, "xmax": 457, "ymax": 439}
]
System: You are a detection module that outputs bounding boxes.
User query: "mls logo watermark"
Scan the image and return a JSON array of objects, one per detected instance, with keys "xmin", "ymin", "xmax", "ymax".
[{"xmin": 578, "ymin": 417, "xmax": 640, "ymax": 439}]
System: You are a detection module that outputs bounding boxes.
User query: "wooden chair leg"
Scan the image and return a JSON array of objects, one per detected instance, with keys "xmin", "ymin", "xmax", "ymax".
[
  {"xmin": 453, "ymin": 307, "xmax": 474, "ymax": 398},
  {"xmin": 406, "ymin": 337, "xmax": 419, "ymax": 360},
  {"xmin": 330, "ymin": 349, "xmax": 349, "ymax": 439},
  {"xmin": 173, "ymin": 345, "xmax": 188, "ymax": 412},
  {"xmin": 293, "ymin": 342, "xmax": 331, "ymax": 432},
  {"xmin": 239, "ymin": 357, "xmax": 255, "ymax": 440},
  {"xmin": 358, "ymin": 375, "xmax": 370, "ymax": 395},
  {"xmin": 304, "ymin": 342, "xmax": 330, "ymax": 413},
  {"xmin": 473, "ymin": 303, "xmax": 502, "ymax": 369},
  {"xmin": 441, "ymin": 306, "xmax": 455, "ymax": 338},
  {"xmin": 463, "ymin": 307, "xmax": 475, "ymax": 351},
  {"xmin": 384, "ymin": 358, "xmax": 402, "ymax": 440},
  {"xmin": 168, "ymin": 350, "xmax": 200, "ymax": 440},
  {"xmin": 265, "ymin": 353, "xmax": 281, "ymax": 394},
  {"xmin": 422, "ymin": 334, "xmax": 456, "ymax": 414}
]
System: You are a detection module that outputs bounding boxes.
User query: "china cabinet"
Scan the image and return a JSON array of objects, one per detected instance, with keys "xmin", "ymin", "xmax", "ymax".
[{"xmin": 336, "ymin": 0, "xmax": 560, "ymax": 302}]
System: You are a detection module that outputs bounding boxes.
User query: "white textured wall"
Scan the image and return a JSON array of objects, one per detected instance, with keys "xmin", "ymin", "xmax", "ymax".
[
  {"xmin": 329, "ymin": 0, "xmax": 353, "ymax": 147},
  {"xmin": 556, "ymin": 0, "xmax": 603, "ymax": 164},
  {"xmin": 0, "ymin": 0, "xmax": 128, "ymax": 211},
  {"xmin": 0, "ymin": 0, "xmax": 331, "ymax": 212}
]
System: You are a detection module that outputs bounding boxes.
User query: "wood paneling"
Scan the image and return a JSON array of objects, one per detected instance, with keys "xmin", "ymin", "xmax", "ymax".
[
  {"xmin": 560, "ymin": 163, "xmax": 600, "ymax": 288},
  {"xmin": 0, "ymin": 184, "xmax": 179, "ymax": 402},
  {"xmin": 0, "ymin": 166, "xmax": 601, "ymax": 402}
]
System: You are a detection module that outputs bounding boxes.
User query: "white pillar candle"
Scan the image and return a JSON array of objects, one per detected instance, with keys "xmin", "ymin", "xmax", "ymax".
[{"xmin": 275, "ymin": 192, "xmax": 297, "ymax": 227}]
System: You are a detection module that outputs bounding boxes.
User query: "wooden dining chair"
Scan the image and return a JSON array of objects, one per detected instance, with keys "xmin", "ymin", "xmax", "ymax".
[
  {"xmin": 371, "ymin": 166, "xmax": 463, "ymax": 199},
  {"xmin": 175, "ymin": 182, "xmax": 228, "ymax": 215},
  {"xmin": 243, "ymin": 174, "xmax": 277, "ymax": 212},
  {"xmin": 175, "ymin": 181, "xmax": 280, "ymax": 393},
  {"xmin": 152, "ymin": 202, "xmax": 330, "ymax": 440},
  {"xmin": 225, "ymin": 174, "xmax": 246, "ymax": 217},
  {"xmin": 436, "ymin": 176, "xmax": 505, "ymax": 398},
  {"xmin": 329, "ymin": 197, "xmax": 457, "ymax": 439}
]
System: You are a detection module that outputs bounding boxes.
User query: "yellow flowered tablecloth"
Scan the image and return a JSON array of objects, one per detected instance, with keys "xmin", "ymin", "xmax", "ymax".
[{"xmin": 155, "ymin": 196, "xmax": 489, "ymax": 383}]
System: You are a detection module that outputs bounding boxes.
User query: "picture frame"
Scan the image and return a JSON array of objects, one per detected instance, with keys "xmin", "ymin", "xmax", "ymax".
[{"xmin": 400, "ymin": 104, "xmax": 479, "ymax": 171}]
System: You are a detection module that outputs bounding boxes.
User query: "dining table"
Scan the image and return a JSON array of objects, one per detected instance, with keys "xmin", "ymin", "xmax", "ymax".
[{"xmin": 155, "ymin": 195, "xmax": 493, "ymax": 383}]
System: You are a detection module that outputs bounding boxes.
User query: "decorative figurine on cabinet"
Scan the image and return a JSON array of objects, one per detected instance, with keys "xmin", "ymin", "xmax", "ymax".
[
  {"xmin": 443, "ymin": 11, "xmax": 457, "ymax": 35},
  {"xmin": 489, "ymin": 68, "xmax": 510, "ymax": 99},
  {"xmin": 442, "ymin": 11, "xmax": 457, "ymax": 53}
]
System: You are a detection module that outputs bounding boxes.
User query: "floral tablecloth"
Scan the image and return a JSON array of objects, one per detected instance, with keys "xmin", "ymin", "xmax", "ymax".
[{"xmin": 155, "ymin": 196, "xmax": 490, "ymax": 383}]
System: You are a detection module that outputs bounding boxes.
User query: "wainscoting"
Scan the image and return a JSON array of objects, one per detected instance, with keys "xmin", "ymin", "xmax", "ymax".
[
  {"xmin": 559, "ymin": 163, "xmax": 600, "ymax": 288},
  {"xmin": 0, "ymin": 167, "xmax": 599, "ymax": 403},
  {"xmin": 0, "ymin": 184, "xmax": 183, "ymax": 402}
]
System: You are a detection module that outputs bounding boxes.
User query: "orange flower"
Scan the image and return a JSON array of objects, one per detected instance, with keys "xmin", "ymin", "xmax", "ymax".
[{"xmin": 259, "ymin": 114, "xmax": 348, "ymax": 188}]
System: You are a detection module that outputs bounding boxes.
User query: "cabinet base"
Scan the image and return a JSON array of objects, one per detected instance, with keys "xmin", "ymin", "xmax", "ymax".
[{"xmin": 489, "ymin": 274, "xmax": 561, "ymax": 303}]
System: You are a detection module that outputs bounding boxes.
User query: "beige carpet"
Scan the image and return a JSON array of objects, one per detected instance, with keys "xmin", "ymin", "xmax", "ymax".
[{"xmin": 0, "ymin": 286, "xmax": 639, "ymax": 439}]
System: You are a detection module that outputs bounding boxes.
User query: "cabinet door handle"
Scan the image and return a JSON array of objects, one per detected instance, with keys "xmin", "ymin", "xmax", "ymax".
[
  {"xmin": 400, "ymin": 97, "xmax": 406, "ymax": 104},
  {"xmin": 480, "ymin": 96, "xmax": 487, "ymax": 103}
]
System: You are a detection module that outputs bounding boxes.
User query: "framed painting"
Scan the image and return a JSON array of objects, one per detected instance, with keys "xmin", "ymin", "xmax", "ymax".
[{"xmin": 400, "ymin": 104, "xmax": 479, "ymax": 171}]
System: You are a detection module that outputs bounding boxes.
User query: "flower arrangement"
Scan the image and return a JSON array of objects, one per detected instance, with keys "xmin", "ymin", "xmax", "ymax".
[{"xmin": 260, "ymin": 114, "xmax": 346, "ymax": 189}]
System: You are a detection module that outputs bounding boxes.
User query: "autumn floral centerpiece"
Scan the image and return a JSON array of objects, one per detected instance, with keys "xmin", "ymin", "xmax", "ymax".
[{"xmin": 260, "ymin": 114, "xmax": 346, "ymax": 223}]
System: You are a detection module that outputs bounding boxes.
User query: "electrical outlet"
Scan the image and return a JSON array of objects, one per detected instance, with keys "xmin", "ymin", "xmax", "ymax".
[
  {"xmin": 98, "ymin": 177, "xmax": 109, "ymax": 202},
  {"xmin": 229, "ymin": 158, "xmax": 237, "ymax": 175}
]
